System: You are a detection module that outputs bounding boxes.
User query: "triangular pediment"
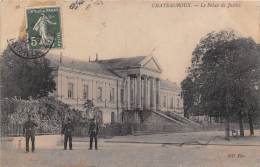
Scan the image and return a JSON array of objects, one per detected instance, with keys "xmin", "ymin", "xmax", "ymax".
[{"xmin": 141, "ymin": 56, "xmax": 162, "ymax": 73}]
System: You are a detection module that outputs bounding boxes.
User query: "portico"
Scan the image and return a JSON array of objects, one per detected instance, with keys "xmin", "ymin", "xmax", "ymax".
[
  {"xmin": 125, "ymin": 74, "xmax": 160, "ymax": 112},
  {"xmin": 117, "ymin": 56, "xmax": 162, "ymax": 123}
]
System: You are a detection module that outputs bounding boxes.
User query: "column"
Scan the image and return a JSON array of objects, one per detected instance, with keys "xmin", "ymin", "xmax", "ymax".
[
  {"xmin": 143, "ymin": 75, "xmax": 147, "ymax": 110},
  {"xmin": 146, "ymin": 77, "xmax": 150, "ymax": 110},
  {"xmin": 147, "ymin": 77, "xmax": 151, "ymax": 110},
  {"xmin": 123, "ymin": 79, "xmax": 127, "ymax": 108},
  {"xmin": 156, "ymin": 78, "xmax": 161, "ymax": 111},
  {"xmin": 137, "ymin": 74, "xmax": 142, "ymax": 109},
  {"xmin": 151, "ymin": 78, "xmax": 156, "ymax": 111},
  {"xmin": 127, "ymin": 76, "xmax": 131, "ymax": 110},
  {"xmin": 131, "ymin": 76, "xmax": 135, "ymax": 108},
  {"xmin": 133, "ymin": 76, "xmax": 137, "ymax": 108},
  {"xmin": 76, "ymin": 77, "xmax": 79, "ymax": 109}
]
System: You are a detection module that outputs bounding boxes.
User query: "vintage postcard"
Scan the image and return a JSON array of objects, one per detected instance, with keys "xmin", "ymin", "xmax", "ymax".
[{"xmin": 0, "ymin": 0, "xmax": 260, "ymax": 167}]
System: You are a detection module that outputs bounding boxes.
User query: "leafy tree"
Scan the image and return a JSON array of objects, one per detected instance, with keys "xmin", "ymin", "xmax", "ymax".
[
  {"xmin": 182, "ymin": 30, "xmax": 259, "ymax": 139},
  {"xmin": 83, "ymin": 99, "xmax": 95, "ymax": 113},
  {"xmin": 83, "ymin": 100, "xmax": 103, "ymax": 124},
  {"xmin": 181, "ymin": 75, "xmax": 196, "ymax": 118},
  {"xmin": 1, "ymin": 40, "xmax": 56, "ymax": 99}
]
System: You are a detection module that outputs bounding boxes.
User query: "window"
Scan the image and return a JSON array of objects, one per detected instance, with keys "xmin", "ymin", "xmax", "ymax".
[
  {"xmin": 96, "ymin": 110, "xmax": 103, "ymax": 124},
  {"xmin": 177, "ymin": 98, "xmax": 180, "ymax": 108},
  {"xmin": 110, "ymin": 87, "xmax": 115, "ymax": 102},
  {"xmin": 83, "ymin": 84, "xmax": 89, "ymax": 99},
  {"xmin": 120, "ymin": 89, "xmax": 124, "ymax": 104},
  {"xmin": 163, "ymin": 96, "xmax": 167, "ymax": 108},
  {"xmin": 170, "ymin": 97, "xmax": 174, "ymax": 109},
  {"xmin": 68, "ymin": 83, "xmax": 74, "ymax": 99},
  {"xmin": 97, "ymin": 87, "xmax": 103, "ymax": 102},
  {"xmin": 111, "ymin": 112, "xmax": 115, "ymax": 123}
]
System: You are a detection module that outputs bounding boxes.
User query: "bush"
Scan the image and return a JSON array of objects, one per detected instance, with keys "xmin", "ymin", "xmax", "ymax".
[{"xmin": 1, "ymin": 97, "xmax": 73, "ymax": 135}]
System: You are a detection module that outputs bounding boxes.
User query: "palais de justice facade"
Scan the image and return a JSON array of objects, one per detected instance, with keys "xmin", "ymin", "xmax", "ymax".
[{"xmin": 50, "ymin": 55, "xmax": 183, "ymax": 124}]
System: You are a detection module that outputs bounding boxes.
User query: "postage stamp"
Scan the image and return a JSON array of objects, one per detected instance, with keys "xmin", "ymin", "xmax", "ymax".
[
  {"xmin": 26, "ymin": 7, "xmax": 62, "ymax": 49},
  {"xmin": 1, "ymin": 1, "xmax": 260, "ymax": 167}
]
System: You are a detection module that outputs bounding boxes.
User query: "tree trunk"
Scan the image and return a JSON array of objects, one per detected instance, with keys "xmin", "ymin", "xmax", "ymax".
[
  {"xmin": 248, "ymin": 113, "xmax": 254, "ymax": 136},
  {"xmin": 238, "ymin": 111, "xmax": 244, "ymax": 137},
  {"xmin": 225, "ymin": 115, "xmax": 230, "ymax": 140},
  {"xmin": 225, "ymin": 92, "xmax": 230, "ymax": 141}
]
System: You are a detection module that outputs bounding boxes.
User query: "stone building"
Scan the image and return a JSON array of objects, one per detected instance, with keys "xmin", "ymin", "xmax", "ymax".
[{"xmin": 50, "ymin": 55, "xmax": 183, "ymax": 124}]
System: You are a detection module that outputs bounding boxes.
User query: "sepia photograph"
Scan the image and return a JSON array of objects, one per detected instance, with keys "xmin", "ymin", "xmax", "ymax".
[{"xmin": 0, "ymin": 0, "xmax": 260, "ymax": 167}]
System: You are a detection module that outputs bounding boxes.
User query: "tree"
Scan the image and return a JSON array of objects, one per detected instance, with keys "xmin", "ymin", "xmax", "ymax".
[
  {"xmin": 1, "ymin": 40, "xmax": 56, "ymax": 99},
  {"xmin": 182, "ymin": 30, "xmax": 259, "ymax": 139},
  {"xmin": 181, "ymin": 75, "xmax": 195, "ymax": 118},
  {"xmin": 83, "ymin": 99, "xmax": 95, "ymax": 113},
  {"xmin": 83, "ymin": 99, "xmax": 95, "ymax": 118},
  {"xmin": 244, "ymin": 87, "xmax": 259, "ymax": 136},
  {"xmin": 83, "ymin": 100, "xmax": 103, "ymax": 124}
]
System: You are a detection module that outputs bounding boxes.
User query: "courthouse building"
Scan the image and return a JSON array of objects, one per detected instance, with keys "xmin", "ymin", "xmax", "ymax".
[{"xmin": 50, "ymin": 55, "xmax": 183, "ymax": 124}]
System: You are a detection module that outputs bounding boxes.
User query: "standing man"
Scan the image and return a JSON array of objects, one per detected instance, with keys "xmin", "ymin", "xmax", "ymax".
[
  {"xmin": 88, "ymin": 118, "xmax": 99, "ymax": 150},
  {"xmin": 61, "ymin": 118, "xmax": 74, "ymax": 150},
  {"xmin": 23, "ymin": 114, "xmax": 38, "ymax": 153}
]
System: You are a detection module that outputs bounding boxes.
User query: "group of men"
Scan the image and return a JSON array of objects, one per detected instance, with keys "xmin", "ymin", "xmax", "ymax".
[{"xmin": 23, "ymin": 115, "xmax": 99, "ymax": 152}]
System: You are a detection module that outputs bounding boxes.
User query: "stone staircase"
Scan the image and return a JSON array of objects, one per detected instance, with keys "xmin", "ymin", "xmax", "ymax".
[
  {"xmin": 133, "ymin": 110, "xmax": 201, "ymax": 135},
  {"xmin": 163, "ymin": 111, "xmax": 201, "ymax": 128}
]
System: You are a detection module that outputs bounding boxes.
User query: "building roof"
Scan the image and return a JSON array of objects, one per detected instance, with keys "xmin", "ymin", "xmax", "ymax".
[
  {"xmin": 160, "ymin": 79, "xmax": 180, "ymax": 92},
  {"xmin": 47, "ymin": 55, "xmax": 179, "ymax": 91},
  {"xmin": 47, "ymin": 55, "xmax": 121, "ymax": 78},
  {"xmin": 97, "ymin": 56, "xmax": 146, "ymax": 69}
]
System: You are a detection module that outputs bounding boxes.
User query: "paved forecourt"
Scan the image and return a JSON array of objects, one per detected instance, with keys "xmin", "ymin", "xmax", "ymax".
[{"xmin": 1, "ymin": 131, "xmax": 260, "ymax": 167}]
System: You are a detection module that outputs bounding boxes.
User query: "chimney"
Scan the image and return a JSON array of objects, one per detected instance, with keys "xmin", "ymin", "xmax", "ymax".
[
  {"xmin": 89, "ymin": 56, "xmax": 91, "ymax": 62},
  {"xmin": 95, "ymin": 53, "xmax": 98, "ymax": 61}
]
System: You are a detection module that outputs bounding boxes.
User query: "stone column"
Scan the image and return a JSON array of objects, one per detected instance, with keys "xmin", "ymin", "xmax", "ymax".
[
  {"xmin": 156, "ymin": 78, "xmax": 161, "ymax": 111},
  {"xmin": 123, "ymin": 79, "xmax": 127, "ymax": 108},
  {"xmin": 134, "ymin": 76, "xmax": 137, "ymax": 109},
  {"xmin": 143, "ymin": 75, "xmax": 147, "ymax": 110},
  {"xmin": 151, "ymin": 78, "xmax": 156, "ymax": 111},
  {"xmin": 127, "ymin": 76, "xmax": 131, "ymax": 110},
  {"xmin": 146, "ymin": 77, "xmax": 150, "ymax": 110},
  {"xmin": 137, "ymin": 74, "xmax": 142, "ymax": 109}
]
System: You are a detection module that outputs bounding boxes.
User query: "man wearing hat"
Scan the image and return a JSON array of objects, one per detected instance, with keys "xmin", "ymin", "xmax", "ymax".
[
  {"xmin": 23, "ymin": 114, "xmax": 38, "ymax": 152},
  {"xmin": 88, "ymin": 118, "xmax": 99, "ymax": 150},
  {"xmin": 61, "ymin": 118, "xmax": 74, "ymax": 150}
]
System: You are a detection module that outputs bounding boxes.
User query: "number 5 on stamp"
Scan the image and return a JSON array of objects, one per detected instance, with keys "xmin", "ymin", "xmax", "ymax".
[{"xmin": 26, "ymin": 7, "xmax": 62, "ymax": 49}]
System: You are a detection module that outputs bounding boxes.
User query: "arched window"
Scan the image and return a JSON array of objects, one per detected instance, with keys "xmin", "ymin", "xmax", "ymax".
[
  {"xmin": 170, "ymin": 96, "xmax": 174, "ymax": 109},
  {"xmin": 163, "ymin": 96, "xmax": 167, "ymax": 108},
  {"xmin": 110, "ymin": 87, "xmax": 115, "ymax": 102},
  {"xmin": 97, "ymin": 87, "xmax": 103, "ymax": 102},
  {"xmin": 68, "ymin": 82, "xmax": 74, "ymax": 99},
  {"xmin": 177, "ymin": 98, "xmax": 180, "ymax": 108},
  {"xmin": 111, "ymin": 112, "xmax": 115, "ymax": 123},
  {"xmin": 83, "ymin": 84, "xmax": 89, "ymax": 99},
  {"xmin": 95, "ymin": 110, "xmax": 103, "ymax": 124}
]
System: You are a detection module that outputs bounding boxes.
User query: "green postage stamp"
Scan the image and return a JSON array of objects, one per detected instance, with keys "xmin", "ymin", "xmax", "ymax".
[{"xmin": 26, "ymin": 7, "xmax": 62, "ymax": 49}]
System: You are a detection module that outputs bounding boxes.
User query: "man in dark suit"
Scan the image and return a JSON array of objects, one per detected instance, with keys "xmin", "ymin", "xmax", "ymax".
[
  {"xmin": 88, "ymin": 118, "xmax": 99, "ymax": 150},
  {"xmin": 61, "ymin": 118, "xmax": 74, "ymax": 150},
  {"xmin": 23, "ymin": 114, "xmax": 38, "ymax": 152}
]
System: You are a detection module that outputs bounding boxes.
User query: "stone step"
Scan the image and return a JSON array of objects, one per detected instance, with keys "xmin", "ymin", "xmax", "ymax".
[
  {"xmin": 163, "ymin": 111, "xmax": 201, "ymax": 127},
  {"xmin": 151, "ymin": 111, "xmax": 187, "ymax": 127},
  {"xmin": 132, "ymin": 110, "xmax": 201, "ymax": 134}
]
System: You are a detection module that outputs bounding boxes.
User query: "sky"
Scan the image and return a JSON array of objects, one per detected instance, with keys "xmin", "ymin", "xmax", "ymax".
[{"xmin": 1, "ymin": 0, "xmax": 259, "ymax": 85}]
